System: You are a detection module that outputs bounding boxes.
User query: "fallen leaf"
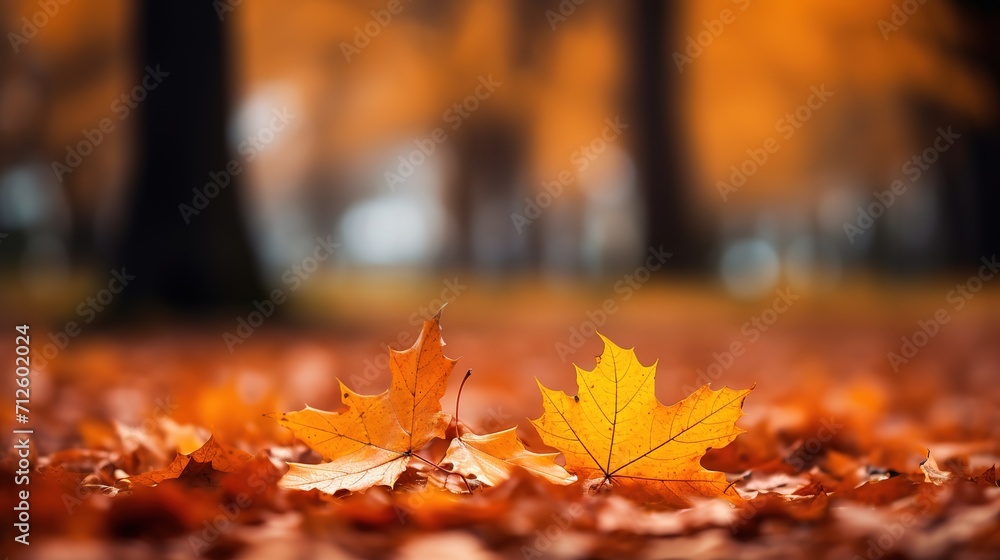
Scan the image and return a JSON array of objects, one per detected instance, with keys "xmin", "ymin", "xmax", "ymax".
[
  {"xmin": 971, "ymin": 465, "xmax": 997, "ymax": 488},
  {"xmin": 532, "ymin": 334, "xmax": 752, "ymax": 507},
  {"xmin": 731, "ymin": 491, "xmax": 829, "ymax": 536},
  {"xmin": 921, "ymin": 451, "xmax": 954, "ymax": 486},
  {"xmin": 126, "ymin": 436, "xmax": 252, "ymax": 487},
  {"xmin": 838, "ymin": 475, "xmax": 917, "ymax": 506},
  {"xmin": 441, "ymin": 427, "xmax": 576, "ymax": 488},
  {"xmin": 791, "ymin": 480, "xmax": 827, "ymax": 496},
  {"xmin": 272, "ymin": 313, "xmax": 456, "ymax": 494}
]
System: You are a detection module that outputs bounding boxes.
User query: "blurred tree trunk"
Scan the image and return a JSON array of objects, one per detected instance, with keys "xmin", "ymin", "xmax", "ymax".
[
  {"xmin": 633, "ymin": 0, "xmax": 703, "ymax": 270},
  {"xmin": 114, "ymin": 3, "xmax": 263, "ymax": 316},
  {"xmin": 950, "ymin": 0, "xmax": 1000, "ymax": 267},
  {"xmin": 884, "ymin": 0, "xmax": 1000, "ymax": 272}
]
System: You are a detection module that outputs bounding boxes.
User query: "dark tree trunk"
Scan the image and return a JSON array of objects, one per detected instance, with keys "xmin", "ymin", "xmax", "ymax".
[
  {"xmin": 633, "ymin": 0, "xmax": 703, "ymax": 270},
  {"xmin": 114, "ymin": 3, "xmax": 263, "ymax": 316}
]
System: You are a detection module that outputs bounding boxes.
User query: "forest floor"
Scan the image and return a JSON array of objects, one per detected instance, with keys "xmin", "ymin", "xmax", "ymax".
[{"xmin": 1, "ymin": 280, "xmax": 998, "ymax": 559}]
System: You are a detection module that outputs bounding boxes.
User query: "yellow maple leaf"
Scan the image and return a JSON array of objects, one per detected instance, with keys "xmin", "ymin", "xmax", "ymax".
[
  {"xmin": 532, "ymin": 334, "xmax": 752, "ymax": 507},
  {"xmin": 441, "ymin": 427, "xmax": 576, "ymax": 488},
  {"xmin": 271, "ymin": 313, "xmax": 455, "ymax": 494}
]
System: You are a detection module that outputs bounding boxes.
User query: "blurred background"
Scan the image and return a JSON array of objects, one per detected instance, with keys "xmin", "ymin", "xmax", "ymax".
[
  {"xmin": 0, "ymin": 0, "xmax": 999, "ymax": 466},
  {"xmin": 4, "ymin": 3, "xmax": 1000, "ymax": 557},
  {"xmin": 1, "ymin": 0, "xmax": 998, "ymax": 304}
]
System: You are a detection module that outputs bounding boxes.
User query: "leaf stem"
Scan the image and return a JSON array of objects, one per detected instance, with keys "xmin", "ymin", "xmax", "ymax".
[
  {"xmin": 411, "ymin": 452, "xmax": 474, "ymax": 494},
  {"xmin": 454, "ymin": 369, "xmax": 472, "ymax": 431}
]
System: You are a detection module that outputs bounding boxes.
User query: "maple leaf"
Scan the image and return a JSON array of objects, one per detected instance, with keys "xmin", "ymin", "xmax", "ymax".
[
  {"xmin": 441, "ymin": 427, "xmax": 576, "ymax": 488},
  {"xmin": 532, "ymin": 334, "xmax": 752, "ymax": 507},
  {"xmin": 272, "ymin": 313, "xmax": 456, "ymax": 494}
]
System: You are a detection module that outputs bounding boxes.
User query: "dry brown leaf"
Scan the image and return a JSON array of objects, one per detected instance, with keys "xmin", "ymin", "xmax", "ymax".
[
  {"xmin": 971, "ymin": 465, "xmax": 997, "ymax": 488},
  {"xmin": 921, "ymin": 451, "xmax": 954, "ymax": 486},
  {"xmin": 126, "ymin": 436, "xmax": 252, "ymax": 487}
]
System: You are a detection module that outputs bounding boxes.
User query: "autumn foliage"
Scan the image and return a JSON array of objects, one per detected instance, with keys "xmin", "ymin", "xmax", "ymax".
[
  {"xmin": 2, "ymin": 311, "xmax": 999, "ymax": 559},
  {"xmin": 267, "ymin": 315, "xmax": 749, "ymax": 502}
]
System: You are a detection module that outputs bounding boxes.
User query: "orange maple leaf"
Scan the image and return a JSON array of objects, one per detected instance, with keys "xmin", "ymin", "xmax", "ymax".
[
  {"xmin": 532, "ymin": 334, "xmax": 752, "ymax": 507},
  {"xmin": 271, "ymin": 313, "xmax": 455, "ymax": 494}
]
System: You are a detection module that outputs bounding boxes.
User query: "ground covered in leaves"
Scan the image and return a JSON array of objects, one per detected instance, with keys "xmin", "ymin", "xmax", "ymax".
[{"xmin": 1, "ymin": 284, "xmax": 999, "ymax": 559}]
